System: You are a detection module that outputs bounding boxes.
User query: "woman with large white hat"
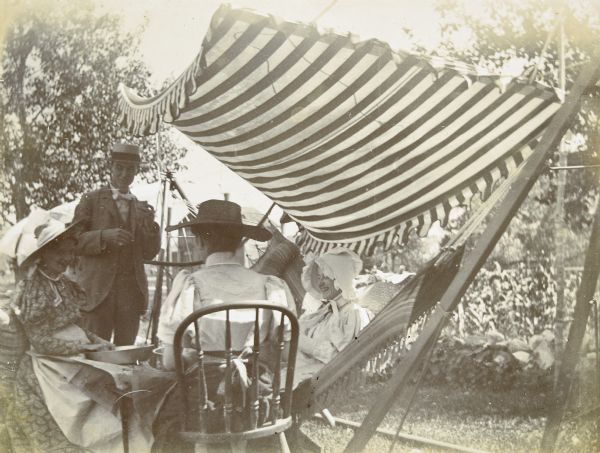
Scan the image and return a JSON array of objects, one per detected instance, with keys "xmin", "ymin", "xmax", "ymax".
[
  {"xmin": 6, "ymin": 218, "xmax": 151, "ymax": 453},
  {"xmin": 294, "ymin": 248, "xmax": 371, "ymax": 385}
]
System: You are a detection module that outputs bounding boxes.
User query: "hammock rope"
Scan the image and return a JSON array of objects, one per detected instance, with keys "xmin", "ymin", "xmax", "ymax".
[{"xmin": 293, "ymin": 162, "xmax": 524, "ymax": 416}]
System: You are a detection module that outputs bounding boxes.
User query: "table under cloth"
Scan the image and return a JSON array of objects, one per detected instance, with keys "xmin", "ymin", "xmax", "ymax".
[{"xmin": 29, "ymin": 351, "xmax": 175, "ymax": 453}]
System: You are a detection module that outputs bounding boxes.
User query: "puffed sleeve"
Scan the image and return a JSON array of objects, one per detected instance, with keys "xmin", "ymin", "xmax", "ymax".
[
  {"xmin": 265, "ymin": 276, "xmax": 296, "ymax": 342},
  {"xmin": 157, "ymin": 270, "xmax": 196, "ymax": 345}
]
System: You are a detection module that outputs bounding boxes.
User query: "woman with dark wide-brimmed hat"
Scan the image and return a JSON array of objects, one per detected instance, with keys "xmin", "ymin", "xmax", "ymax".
[
  {"xmin": 152, "ymin": 199, "xmax": 297, "ymax": 451},
  {"xmin": 6, "ymin": 217, "xmax": 151, "ymax": 452},
  {"xmin": 157, "ymin": 199, "xmax": 295, "ymax": 369}
]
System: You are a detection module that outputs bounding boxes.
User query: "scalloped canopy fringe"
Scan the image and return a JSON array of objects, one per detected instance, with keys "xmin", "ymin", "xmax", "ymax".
[{"xmin": 118, "ymin": 4, "xmax": 562, "ymax": 255}]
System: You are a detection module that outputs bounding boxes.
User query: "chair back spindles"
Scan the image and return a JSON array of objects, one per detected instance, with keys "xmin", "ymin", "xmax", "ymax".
[
  {"xmin": 270, "ymin": 312, "xmax": 286, "ymax": 422},
  {"xmin": 172, "ymin": 302, "xmax": 299, "ymax": 445},
  {"xmin": 193, "ymin": 320, "xmax": 208, "ymax": 433},
  {"xmin": 224, "ymin": 309, "xmax": 233, "ymax": 433},
  {"xmin": 282, "ymin": 311, "xmax": 298, "ymax": 418},
  {"xmin": 249, "ymin": 307, "xmax": 260, "ymax": 429}
]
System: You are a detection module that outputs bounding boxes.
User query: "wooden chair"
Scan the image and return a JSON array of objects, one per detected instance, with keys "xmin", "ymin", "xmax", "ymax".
[{"xmin": 172, "ymin": 302, "xmax": 299, "ymax": 453}]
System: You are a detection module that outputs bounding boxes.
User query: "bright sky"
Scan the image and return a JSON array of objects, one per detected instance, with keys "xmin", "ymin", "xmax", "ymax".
[{"xmin": 98, "ymin": 0, "xmax": 450, "ymax": 86}]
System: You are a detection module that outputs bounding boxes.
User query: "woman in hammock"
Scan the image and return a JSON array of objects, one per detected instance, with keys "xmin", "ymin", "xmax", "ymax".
[
  {"xmin": 7, "ymin": 218, "xmax": 151, "ymax": 453},
  {"xmin": 295, "ymin": 248, "xmax": 371, "ymax": 385}
]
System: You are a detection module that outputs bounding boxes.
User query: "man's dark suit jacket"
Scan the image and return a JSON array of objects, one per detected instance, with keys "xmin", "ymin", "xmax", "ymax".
[{"xmin": 73, "ymin": 187, "xmax": 161, "ymax": 311}]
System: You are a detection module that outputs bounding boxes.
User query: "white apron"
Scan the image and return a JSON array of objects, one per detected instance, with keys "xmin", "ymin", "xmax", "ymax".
[{"xmin": 30, "ymin": 324, "xmax": 153, "ymax": 453}]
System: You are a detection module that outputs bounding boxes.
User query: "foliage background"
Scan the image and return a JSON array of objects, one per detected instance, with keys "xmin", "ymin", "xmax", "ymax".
[
  {"xmin": 0, "ymin": 0, "xmax": 187, "ymax": 224},
  {"xmin": 387, "ymin": 0, "xmax": 600, "ymax": 274}
]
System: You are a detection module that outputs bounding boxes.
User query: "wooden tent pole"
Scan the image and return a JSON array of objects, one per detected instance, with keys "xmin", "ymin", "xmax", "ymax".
[
  {"xmin": 241, "ymin": 202, "xmax": 276, "ymax": 247},
  {"xmin": 149, "ymin": 176, "xmax": 169, "ymax": 346},
  {"xmin": 343, "ymin": 56, "xmax": 600, "ymax": 453},
  {"xmin": 540, "ymin": 177, "xmax": 600, "ymax": 452},
  {"xmin": 553, "ymin": 15, "xmax": 568, "ymax": 388}
]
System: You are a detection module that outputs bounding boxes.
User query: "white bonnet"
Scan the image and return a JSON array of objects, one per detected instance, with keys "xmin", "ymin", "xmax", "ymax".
[{"xmin": 301, "ymin": 247, "xmax": 363, "ymax": 301}]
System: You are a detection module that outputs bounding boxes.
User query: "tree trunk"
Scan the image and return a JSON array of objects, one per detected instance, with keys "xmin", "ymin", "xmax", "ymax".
[
  {"xmin": 10, "ymin": 25, "xmax": 35, "ymax": 221},
  {"xmin": 11, "ymin": 178, "xmax": 28, "ymax": 221}
]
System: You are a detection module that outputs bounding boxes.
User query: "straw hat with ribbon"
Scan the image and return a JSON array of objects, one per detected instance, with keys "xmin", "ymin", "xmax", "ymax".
[
  {"xmin": 166, "ymin": 199, "xmax": 272, "ymax": 242},
  {"xmin": 19, "ymin": 218, "xmax": 83, "ymax": 269}
]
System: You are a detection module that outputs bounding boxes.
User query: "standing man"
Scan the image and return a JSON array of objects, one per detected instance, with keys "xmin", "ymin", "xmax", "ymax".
[{"xmin": 73, "ymin": 143, "xmax": 161, "ymax": 345}]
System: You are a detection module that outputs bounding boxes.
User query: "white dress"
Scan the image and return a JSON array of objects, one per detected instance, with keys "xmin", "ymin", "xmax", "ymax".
[
  {"xmin": 294, "ymin": 295, "xmax": 370, "ymax": 386},
  {"xmin": 157, "ymin": 252, "xmax": 297, "ymax": 351}
]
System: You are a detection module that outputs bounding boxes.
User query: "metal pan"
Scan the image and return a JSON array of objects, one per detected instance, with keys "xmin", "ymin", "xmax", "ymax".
[{"xmin": 85, "ymin": 344, "xmax": 154, "ymax": 365}]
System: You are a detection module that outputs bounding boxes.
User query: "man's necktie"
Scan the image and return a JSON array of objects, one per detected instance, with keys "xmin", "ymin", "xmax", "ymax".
[{"xmin": 112, "ymin": 191, "xmax": 135, "ymax": 222}]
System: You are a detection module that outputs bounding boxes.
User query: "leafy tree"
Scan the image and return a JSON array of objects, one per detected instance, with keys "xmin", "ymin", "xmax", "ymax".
[
  {"xmin": 0, "ymin": 0, "xmax": 187, "ymax": 223},
  {"xmin": 394, "ymin": 1, "xmax": 600, "ymax": 362},
  {"xmin": 385, "ymin": 0, "xmax": 597, "ymax": 268},
  {"xmin": 430, "ymin": 0, "xmax": 600, "ymax": 231}
]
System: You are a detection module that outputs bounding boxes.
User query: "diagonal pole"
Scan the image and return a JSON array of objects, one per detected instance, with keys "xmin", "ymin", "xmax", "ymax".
[
  {"xmin": 241, "ymin": 202, "xmax": 276, "ymax": 247},
  {"xmin": 344, "ymin": 56, "xmax": 600, "ymax": 453},
  {"xmin": 540, "ymin": 185, "xmax": 600, "ymax": 451}
]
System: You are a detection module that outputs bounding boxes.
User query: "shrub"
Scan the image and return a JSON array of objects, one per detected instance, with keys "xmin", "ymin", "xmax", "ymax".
[{"xmin": 380, "ymin": 331, "xmax": 555, "ymax": 390}]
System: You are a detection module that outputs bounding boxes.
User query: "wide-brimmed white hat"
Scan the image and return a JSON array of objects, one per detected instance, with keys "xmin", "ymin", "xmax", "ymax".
[
  {"xmin": 301, "ymin": 248, "xmax": 363, "ymax": 301},
  {"xmin": 19, "ymin": 218, "xmax": 83, "ymax": 269}
]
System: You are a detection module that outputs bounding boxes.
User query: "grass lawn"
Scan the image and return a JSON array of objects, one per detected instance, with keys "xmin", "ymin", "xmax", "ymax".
[{"xmin": 300, "ymin": 378, "xmax": 599, "ymax": 453}]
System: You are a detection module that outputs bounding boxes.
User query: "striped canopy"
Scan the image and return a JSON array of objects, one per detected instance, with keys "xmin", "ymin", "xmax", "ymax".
[{"xmin": 118, "ymin": 4, "xmax": 562, "ymax": 255}]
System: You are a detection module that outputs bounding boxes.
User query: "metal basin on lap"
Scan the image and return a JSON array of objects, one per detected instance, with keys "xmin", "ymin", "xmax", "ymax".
[{"xmin": 85, "ymin": 345, "xmax": 154, "ymax": 365}]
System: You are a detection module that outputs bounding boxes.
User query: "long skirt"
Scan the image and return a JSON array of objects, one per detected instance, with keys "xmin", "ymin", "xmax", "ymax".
[
  {"xmin": 7, "ymin": 353, "xmax": 154, "ymax": 453},
  {"xmin": 6, "ymin": 355, "xmax": 85, "ymax": 453}
]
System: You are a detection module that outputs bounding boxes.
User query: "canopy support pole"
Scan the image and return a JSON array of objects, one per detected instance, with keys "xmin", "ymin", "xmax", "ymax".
[
  {"xmin": 540, "ymin": 171, "xmax": 600, "ymax": 452},
  {"xmin": 343, "ymin": 55, "xmax": 600, "ymax": 453},
  {"xmin": 553, "ymin": 15, "xmax": 568, "ymax": 388},
  {"xmin": 241, "ymin": 202, "xmax": 276, "ymax": 247},
  {"xmin": 148, "ymin": 175, "xmax": 169, "ymax": 347}
]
